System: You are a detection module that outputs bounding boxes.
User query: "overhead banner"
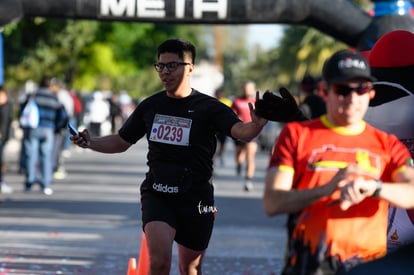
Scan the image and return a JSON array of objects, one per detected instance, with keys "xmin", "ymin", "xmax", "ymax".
[
  {"xmin": 14, "ymin": 0, "xmax": 372, "ymax": 47},
  {"xmin": 18, "ymin": 0, "xmax": 370, "ymax": 25},
  {"xmin": 1, "ymin": 0, "xmax": 413, "ymax": 49}
]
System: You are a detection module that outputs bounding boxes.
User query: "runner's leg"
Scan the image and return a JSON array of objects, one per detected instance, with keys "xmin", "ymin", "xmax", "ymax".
[
  {"xmin": 144, "ymin": 221, "xmax": 176, "ymax": 275},
  {"xmin": 178, "ymin": 244, "xmax": 206, "ymax": 275}
]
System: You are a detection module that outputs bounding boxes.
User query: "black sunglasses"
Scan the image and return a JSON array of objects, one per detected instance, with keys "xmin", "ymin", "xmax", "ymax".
[
  {"xmin": 154, "ymin": 62, "xmax": 191, "ymax": 72},
  {"xmin": 332, "ymin": 83, "xmax": 373, "ymax": 96}
]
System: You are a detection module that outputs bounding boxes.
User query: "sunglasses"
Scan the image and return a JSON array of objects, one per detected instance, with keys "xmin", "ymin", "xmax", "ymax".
[
  {"xmin": 154, "ymin": 62, "xmax": 191, "ymax": 72},
  {"xmin": 332, "ymin": 83, "xmax": 373, "ymax": 96}
]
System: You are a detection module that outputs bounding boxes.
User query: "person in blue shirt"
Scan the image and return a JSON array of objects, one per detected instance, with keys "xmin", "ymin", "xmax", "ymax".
[{"xmin": 20, "ymin": 76, "xmax": 67, "ymax": 195}]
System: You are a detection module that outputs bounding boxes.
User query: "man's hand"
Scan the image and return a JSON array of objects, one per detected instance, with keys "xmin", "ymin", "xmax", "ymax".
[
  {"xmin": 255, "ymin": 87, "xmax": 308, "ymax": 122},
  {"xmin": 70, "ymin": 129, "xmax": 90, "ymax": 148},
  {"xmin": 324, "ymin": 163, "xmax": 379, "ymax": 210},
  {"xmin": 339, "ymin": 178, "xmax": 378, "ymax": 210}
]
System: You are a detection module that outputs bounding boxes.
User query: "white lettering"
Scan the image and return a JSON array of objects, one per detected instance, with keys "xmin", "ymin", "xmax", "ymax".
[
  {"xmin": 152, "ymin": 183, "xmax": 179, "ymax": 193},
  {"xmin": 138, "ymin": 0, "xmax": 165, "ymax": 17},
  {"xmin": 176, "ymin": 0, "xmax": 185, "ymax": 18},
  {"xmin": 197, "ymin": 201, "xmax": 218, "ymax": 215},
  {"xmin": 100, "ymin": 0, "xmax": 229, "ymax": 20},
  {"xmin": 101, "ymin": 0, "xmax": 136, "ymax": 17},
  {"xmin": 338, "ymin": 59, "xmax": 367, "ymax": 70},
  {"xmin": 194, "ymin": 0, "xmax": 227, "ymax": 19}
]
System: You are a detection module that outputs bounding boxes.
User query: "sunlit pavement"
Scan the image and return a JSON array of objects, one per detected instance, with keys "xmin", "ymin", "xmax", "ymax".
[{"xmin": 1, "ymin": 137, "xmax": 285, "ymax": 275}]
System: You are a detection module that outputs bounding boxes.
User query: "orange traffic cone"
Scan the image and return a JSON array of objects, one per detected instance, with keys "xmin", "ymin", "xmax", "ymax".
[
  {"xmin": 126, "ymin": 257, "xmax": 137, "ymax": 275},
  {"xmin": 137, "ymin": 232, "xmax": 150, "ymax": 275}
]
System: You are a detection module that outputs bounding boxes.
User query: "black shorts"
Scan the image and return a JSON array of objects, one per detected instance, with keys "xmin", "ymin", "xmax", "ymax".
[{"xmin": 140, "ymin": 188, "xmax": 216, "ymax": 251}]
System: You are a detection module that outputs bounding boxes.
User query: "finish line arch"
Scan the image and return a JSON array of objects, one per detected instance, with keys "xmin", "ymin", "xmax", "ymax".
[{"xmin": 0, "ymin": 0, "xmax": 413, "ymax": 51}]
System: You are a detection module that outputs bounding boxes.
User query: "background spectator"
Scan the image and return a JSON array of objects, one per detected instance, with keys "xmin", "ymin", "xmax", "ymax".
[
  {"xmin": 231, "ymin": 80, "xmax": 259, "ymax": 191},
  {"xmin": 19, "ymin": 76, "xmax": 68, "ymax": 195},
  {"xmin": 298, "ymin": 74, "xmax": 326, "ymax": 119},
  {"xmin": 88, "ymin": 91, "xmax": 110, "ymax": 137},
  {"xmin": 0, "ymin": 86, "xmax": 13, "ymax": 193}
]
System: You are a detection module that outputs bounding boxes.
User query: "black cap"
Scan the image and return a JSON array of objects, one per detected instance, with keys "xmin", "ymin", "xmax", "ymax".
[{"xmin": 322, "ymin": 50, "xmax": 376, "ymax": 84}]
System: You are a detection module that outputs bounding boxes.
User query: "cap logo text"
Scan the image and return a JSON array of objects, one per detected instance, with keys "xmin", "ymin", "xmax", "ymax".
[{"xmin": 338, "ymin": 58, "xmax": 366, "ymax": 70}]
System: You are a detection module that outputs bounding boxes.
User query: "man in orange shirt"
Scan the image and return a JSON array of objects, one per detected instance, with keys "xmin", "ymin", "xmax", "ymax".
[{"xmin": 262, "ymin": 50, "xmax": 414, "ymax": 274}]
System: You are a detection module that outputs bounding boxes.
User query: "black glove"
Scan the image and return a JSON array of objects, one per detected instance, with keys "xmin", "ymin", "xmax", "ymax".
[{"xmin": 255, "ymin": 87, "xmax": 309, "ymax": 122}]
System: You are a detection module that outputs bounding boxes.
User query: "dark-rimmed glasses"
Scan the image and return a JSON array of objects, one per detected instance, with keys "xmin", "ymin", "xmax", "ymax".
[
  {"xmin": 332, "ymin": 83, "xmax": 373, "ymax": 96},
  {"xmin": 154, "ymin": 62, "xmax": 191, "ymax": 72}
]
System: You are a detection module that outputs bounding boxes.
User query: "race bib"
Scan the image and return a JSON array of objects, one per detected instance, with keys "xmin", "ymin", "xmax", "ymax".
[{"xmin": 149, "ymin": 114, "xmax": 192, "ymax": 146}]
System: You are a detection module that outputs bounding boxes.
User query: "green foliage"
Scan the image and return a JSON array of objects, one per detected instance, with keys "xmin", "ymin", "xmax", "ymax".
[
  {"xmin": 3, "ymin": 19, "xmax": 99, "ymax": 90},
  {"xmin": 241, "ymin": 26, "xmax": 348, "ymax": 95},
  {"xmin": 240, "ymin": 0, "xmax": 370, "ymax": 92},
  {"xmin": 2, "ymin": 19, "xmax": 192, "ymax": 99},
  {"xmin": 1, "ymin": 0, "xmax": 370, "ymax": 101}
]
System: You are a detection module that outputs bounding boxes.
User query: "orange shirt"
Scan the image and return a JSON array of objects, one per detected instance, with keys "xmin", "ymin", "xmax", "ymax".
[{"xmin": 269, "ymin": 115, "xmax": 411, "ymax": 269}]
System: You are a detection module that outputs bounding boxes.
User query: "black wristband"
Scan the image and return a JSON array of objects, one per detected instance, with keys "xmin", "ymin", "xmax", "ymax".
[{"xmin": 373, "ymin": 180, "xmax": 382, "ymax": 197}]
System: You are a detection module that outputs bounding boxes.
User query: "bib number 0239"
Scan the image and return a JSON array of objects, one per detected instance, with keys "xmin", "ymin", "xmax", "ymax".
[{"xmin": 150, "ymin": 114, "xmax": 192, "ymax": 146}]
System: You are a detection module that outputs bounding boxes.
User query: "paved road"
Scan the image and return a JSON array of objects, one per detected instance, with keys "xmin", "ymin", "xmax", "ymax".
[{"xmin": 0, "ymin": 136, "xmax": 287, "ymax": 275}]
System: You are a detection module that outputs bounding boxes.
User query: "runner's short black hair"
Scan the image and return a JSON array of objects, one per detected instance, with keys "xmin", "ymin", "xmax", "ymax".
[{"xmin": 157, "ymin": 38, "xmax": 196, "ymax": 64}]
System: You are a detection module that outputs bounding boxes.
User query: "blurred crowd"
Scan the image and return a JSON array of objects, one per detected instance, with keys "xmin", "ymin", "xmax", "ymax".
[{"xmin": 0, "ymin": 77, "xmax": 137, "ymax": 195}]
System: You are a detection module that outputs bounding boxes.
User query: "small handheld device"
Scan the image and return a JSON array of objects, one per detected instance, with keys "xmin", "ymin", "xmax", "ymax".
[
  {"xmin": 68, "ymin": 123, "xmax": 87, "ymax": 144},
  {"xmin": 68, "ymin": 122, "xmax": 79, "ymax": 136}
]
